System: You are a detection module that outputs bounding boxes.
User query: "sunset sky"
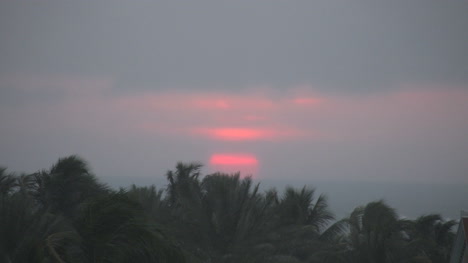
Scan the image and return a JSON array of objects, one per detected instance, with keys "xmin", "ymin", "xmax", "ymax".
[{"xmin": 1, "ymin": 1, "xmax": 468, "ymax": 189}]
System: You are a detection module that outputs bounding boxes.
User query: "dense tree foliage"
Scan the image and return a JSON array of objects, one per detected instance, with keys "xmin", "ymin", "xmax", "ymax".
[{"xmin": 0, "ymin": 156, "xmax": 457, "ymax": 262}]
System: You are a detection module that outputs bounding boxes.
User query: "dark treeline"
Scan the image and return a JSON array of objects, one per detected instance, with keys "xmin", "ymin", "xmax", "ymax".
[{"xmin": 0, "ymin": 156, "xmax": 457, "ymax": 263}]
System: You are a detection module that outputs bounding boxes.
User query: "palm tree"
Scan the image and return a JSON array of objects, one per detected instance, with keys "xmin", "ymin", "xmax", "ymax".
[
  {"xmin": 345, "ymin": 200, "xmax": 409, "ymax": 263},
  {"xmin": 407, "ymin": 214, "xmax": 456, "ymax": 263},
  {"xmin": 0, "ymin": 189, "xmax": 72, "ymax": 263},
  {"xmin": 276, "ymin": 187, "xmax": 340, "ymax": 262},
  {"xmin": 127, "ymin": 184, "xmax": 167, "ymax": 220},
  {"xmin": 15, "ymin": 173, "xmax": 36, "ymax": 195},
  {"xmin": 200, "ymin": 173, "xmax": 273, "ymax": 259},
  {"xmin": 73, "ymin": 192, "xmax": 185, "ymax": 263},
  {"xmin": 166, "ymin": 162, "xmax": 203, "ymax": 207},
  {"xmin": 277, "ymin": 186, "xmax": 334, "ymax": 229},
  {"xmin": 2, "ymin": 158, "xmax": 186, "ymax": 263},
  {"xmin": 32, "ymin": 155, "xmax": 108, "ymax": 218},
  {"xmin": 4, "ymin": 157, "xmax": 460, "ymax": 263},
  {"xmin": 163, "ymin": 165, "xmax": 276, "ymax": 262},
  {"xmin": 163, "ymin": 163, "xmax": 210, "ymax": 260},
  {"xmin": 0, "ymin": 167, "xmax": 16, "ymax": 195}
]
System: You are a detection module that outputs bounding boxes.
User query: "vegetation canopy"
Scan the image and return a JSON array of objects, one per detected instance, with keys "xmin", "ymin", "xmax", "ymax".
[{"xmin": 0, "ymin": 156, "xmax": 457, "ymax": 263}]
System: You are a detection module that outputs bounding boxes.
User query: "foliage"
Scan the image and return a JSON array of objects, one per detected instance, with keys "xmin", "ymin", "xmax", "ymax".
[{"xmin": 0, "ymin": 156, "xmax": 458, "ymax": 263}]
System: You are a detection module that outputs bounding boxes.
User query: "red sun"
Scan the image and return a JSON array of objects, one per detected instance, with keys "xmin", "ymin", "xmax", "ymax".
[
  {"xmin": 209, "ymin": 154, "xmax": 259, "ymax": 177},
  {"xmin": 210, "ymin": 154, "xmax": 258, "ymax": 165}
]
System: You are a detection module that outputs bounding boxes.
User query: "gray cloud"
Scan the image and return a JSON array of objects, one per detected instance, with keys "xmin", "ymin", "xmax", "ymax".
[{"xmin": 1, "ymin": 0, "xmax": 467, "ymax": 93}]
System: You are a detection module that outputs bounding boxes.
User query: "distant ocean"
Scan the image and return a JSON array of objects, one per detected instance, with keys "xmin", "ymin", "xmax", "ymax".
[{"xmin": 101, "ymin": 175, "xmax": 468, "ymax": 221}]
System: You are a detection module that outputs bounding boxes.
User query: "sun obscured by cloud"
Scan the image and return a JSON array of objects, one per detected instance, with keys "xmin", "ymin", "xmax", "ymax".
[{"xmin": 1, "ymin": 72, "xmax": 467, "ymax": 182}]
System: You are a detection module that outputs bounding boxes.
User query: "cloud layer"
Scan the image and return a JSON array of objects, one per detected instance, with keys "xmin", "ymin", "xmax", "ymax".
[{"xmin": 1, "ymin": 74, "xmax": 467, "ymax": 182}]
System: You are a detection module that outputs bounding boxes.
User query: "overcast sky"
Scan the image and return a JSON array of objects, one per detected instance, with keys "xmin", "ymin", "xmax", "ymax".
[{"xmin": 1, "ymin": 1, "xmax": 467, "ymax": 186}]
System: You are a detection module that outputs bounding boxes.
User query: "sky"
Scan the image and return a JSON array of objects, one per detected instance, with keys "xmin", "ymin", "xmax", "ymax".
[{"xmin": 1, "ymin": 0, "xmax": 468, "ymax": 199}]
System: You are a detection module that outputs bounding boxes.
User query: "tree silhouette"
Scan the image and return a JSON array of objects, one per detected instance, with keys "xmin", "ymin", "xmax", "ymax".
[
  {"xmin": 0, "ymin": 157, "xmax": 458, "ymax": 263},
  {"xmin": 32, "ymin": 155, "xmax": 109, "ymax": 218}
]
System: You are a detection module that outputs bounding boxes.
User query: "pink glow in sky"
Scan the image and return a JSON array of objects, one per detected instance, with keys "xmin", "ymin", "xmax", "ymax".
[
  {"xmin": 192, "ymin": 127, "xmax": 305, "ymax": 141},
  {"xmin": 293, "ymin": 97, "xmax": 323, "ymax": 105},
  {"xmin": 1, "ymin": 74, "xmax": 468, "ymax": 182},
  {"xmin": 198, "ymin": 128, "xmax": 274, "ymax": 141}
]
